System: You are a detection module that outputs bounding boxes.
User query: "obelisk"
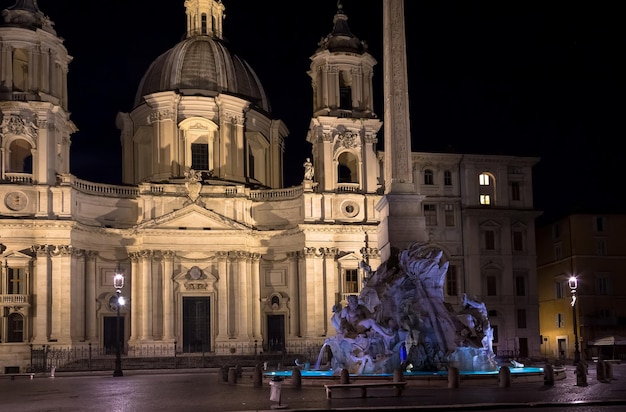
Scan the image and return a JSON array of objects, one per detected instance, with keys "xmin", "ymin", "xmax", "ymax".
[{"xmin": 378, "ymin": 0, "xmax": 426, "ymax": 261}]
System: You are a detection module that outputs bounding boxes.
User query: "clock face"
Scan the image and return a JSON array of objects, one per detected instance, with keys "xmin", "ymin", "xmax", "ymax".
[{"xmin": 5, "ymin": 191, "xmax": 27, "ymax": 211}]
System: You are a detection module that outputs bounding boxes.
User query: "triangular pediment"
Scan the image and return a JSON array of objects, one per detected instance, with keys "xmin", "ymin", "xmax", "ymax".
[
  {"xmin": 136, "ymin": 203, "xmax": 251, "ymax": 231},
  {"xmin": 0, "ymin": 250, "xmax": 34, "ymax": 264}
]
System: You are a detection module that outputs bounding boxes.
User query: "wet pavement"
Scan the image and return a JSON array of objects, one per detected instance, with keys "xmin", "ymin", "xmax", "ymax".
[{"xmin": 1, "ymin": 363, "xmax": 625, "ymax": 411}]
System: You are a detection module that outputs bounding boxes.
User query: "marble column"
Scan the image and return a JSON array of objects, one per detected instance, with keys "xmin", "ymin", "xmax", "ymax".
[
  {"xmin": 84, "ymin": 251, "xmax": 98, "ymax": 342},
  {"xmin": 162, "ymin": 251, "xmax": 175, "ymax": 340},
  {"xmin": 216, "ymin": 252, "xmax": 229, "ymax": 340},
  {"xmin": 31, "ymin": 245, "xmax": 51, "ymax": 344},
  {"xmin": 129, "ymin": 253, "xmax": 141, "ymax": 343},
  {"xmin": 287, "ymin": 252, "xmax": 300, "ymax": 338},
  {"xmin": 139, "ymin": 250, "xmax": 153, "ymax": 340}
]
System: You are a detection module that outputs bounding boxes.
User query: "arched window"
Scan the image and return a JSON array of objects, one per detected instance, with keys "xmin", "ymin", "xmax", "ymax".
[
  {"xmin": 7, "ymin": 312, "xmax": 24, "ymax": 342},
  {"xmin": 9, "ymin": 139, "xmax": 33, "ymax": 173},
  {"xmin": 478, "ymin": 172, "xmax": 496, "ymax": 206},
  {"xmin": 201, "ymin": 13, "xmax": 207, "ymax": 34},
  {"xmin": 337, "ymin": 152, "xmax": 358, "ymax": 183},
  {"xmin": 339, "ymin": 71, "xmax": 352, "ymax": 110}
]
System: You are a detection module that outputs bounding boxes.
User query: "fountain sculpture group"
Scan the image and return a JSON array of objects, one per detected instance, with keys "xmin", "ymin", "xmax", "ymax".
[{"xmin": 319, "ymin": 242, "xmax": 497, "ymax": 375}]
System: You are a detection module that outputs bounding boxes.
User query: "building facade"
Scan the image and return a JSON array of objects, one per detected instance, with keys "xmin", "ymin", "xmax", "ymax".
[
  {"xmin": 537, "ymin": 213, "xmax": 626, "ymax": 361},
  {"xmin": 0, "ymin": 0, "xmax": 540, "ymax": 372}
]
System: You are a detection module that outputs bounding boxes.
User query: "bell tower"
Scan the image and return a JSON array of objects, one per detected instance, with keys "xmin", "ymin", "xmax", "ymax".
[
  {"xmin": 0, "ymin": 0, "xmax": 75, "ymax": 187},
  {"xmin": 306, "ymin": 4, "xmax": 382, "ymax": 194}
]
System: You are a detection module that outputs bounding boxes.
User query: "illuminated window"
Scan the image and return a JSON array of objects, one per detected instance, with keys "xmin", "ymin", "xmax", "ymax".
[
  {"xmin": 479, "ymin": 172, "xmax": 495, "ymax": 205},
  {"xmin": 479, "ymin": 173, "xmax": 491, "ymax": 186},
  {"xmin": 424, "ymin": 169, "xmax": 434, "ymax": 185}
]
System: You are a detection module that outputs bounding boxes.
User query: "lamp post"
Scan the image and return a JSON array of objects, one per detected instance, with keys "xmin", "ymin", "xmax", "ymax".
[
  {"xmin": 113, "ymin": 270, "xmax": 125, "ymax": 377},
  {"xmin": 568, "ymin": 276, "xmax": 581, "ymax": 364}
]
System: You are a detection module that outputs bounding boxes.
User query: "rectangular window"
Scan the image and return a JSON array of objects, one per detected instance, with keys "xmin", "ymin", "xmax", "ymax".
[
  {"xmin": 555, "ymin": 280, "xmax": 564, "ymax": 299},
  {"xmin": 444, "ymin": 170, "xmax": 452, "ymax": 186},
  {"xmin": 491, "ymin": 325, "xmax": 499, "ymax": 343},
  {"xmin": 480, "ymin": 194, "xmax": 491, "ymax": 205},
  {"xmin": 511, "ymin": 181, "xmax": 521, "ymax": 201},
  {"xmin": 554, "ymin": 244, "xmax": 562, "ymax": 260},
  {"xmin": 594, "ymin": 216, "xmax": 606, "ymax": 232},
  {"xmin": 512, "ymin": 231, "xmax": 523, "ymax": 251},
  {"xmin": 424, "ymin": 204, "xmax": 437, "ymax": 226},
  {"xmin": 556, "ymin": 313, "xmax": 564, "ymax": 328},
  {"xmin": 487, "ymin": 276, "xmax": 497, "ymax": 296},
  {"xmin": 552, "ymin": 223, "xmax": 560, "ymax": 239},
  {"xmin": 191, "ymin": 143, "xmax": 209, "ymax": 170},
  {"xmin": 7, "ymin": 267, "xmax": 25, "ymax": 294},
  {"xmin": 485, "ymin": 230, "xmax": 495, "ymax": 250},
  {"xmin": 595, "ymin": 239, "xmax": 607, "ymax": 256},
  {"xmin": 444, "ymin": 204, "xmax": 455, "ymax": 227},
  {"xmin": 515, "ymin": 275, "xmax": 526, "ymax": 296},
  {"xmin": 446, "ymin": 265, "xmax": 458, "ymax": 296},
  {"xmin": 344, "ymin": 269, "xmax": 359, "ymax": 294},
  {"xmin": 479, "ymin": 173, "xmax": 490, "ymax": 186},
  {"xmin": 424, "ymin": 170, "xmax": 434, "ymax": 185},
  {"xmin": 596, "ymin": 276, "xmax": 611, "ymax": 295},
  {"xmin": 517, "ymin": 309, "xmax": 527, "ymax": 328}
]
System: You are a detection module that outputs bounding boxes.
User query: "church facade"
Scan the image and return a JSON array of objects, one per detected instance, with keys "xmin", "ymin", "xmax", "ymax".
[{"xmin": 0, "ymin": 0, "xmax": 540, "ymax": 372}]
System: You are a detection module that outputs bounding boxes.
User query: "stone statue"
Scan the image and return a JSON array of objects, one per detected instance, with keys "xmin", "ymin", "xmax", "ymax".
[
  {"xmin": 322, "ymin": 242, "xmax": 497, "ymax": 374},
  {"xmin": 303, "ymin": 158, "xmax": 314, "ymax": 181}
]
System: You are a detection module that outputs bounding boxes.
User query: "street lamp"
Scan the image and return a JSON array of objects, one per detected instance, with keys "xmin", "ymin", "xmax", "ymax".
[
  {"xmin": 568, "ymin": 276, "xmax": 581, "ymax": 364},
  {"xmin": 113, "ymin": 270, "xmax": 125, "ymax": 377}
]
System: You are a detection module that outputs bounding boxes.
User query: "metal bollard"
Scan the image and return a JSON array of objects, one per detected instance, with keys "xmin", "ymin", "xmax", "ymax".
[
  {"xmin": 543, "ymin": 364, "xmax": 554, "ymax": 386},
  {"xmin": 498, "ymin": 366, "xmax": 511, "ymax": 388},
  {"xmin": 253, "ymin": 364, "xmax": 263, "ymax": 387},
  {"xmin": 448, "ymin": 367, "xmax": 460, "ymax": 389},
  {"xmin": 291, "ymin": 367, "xmax": 302, "ymax": 388},
  {"xmin": 340, "ymin": 368, "xmax": 350, "ymax": 384},
  {"xmin": 575, "ymin": 362, "xmax": 588, "ymax": 386}
]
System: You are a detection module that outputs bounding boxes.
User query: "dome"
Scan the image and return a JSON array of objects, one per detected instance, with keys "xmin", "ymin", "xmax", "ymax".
[
  {"xmin": 316, "ymin": 7, "xmax": 368, "ymax": 55},
  {"xmin": 135, "ymin": 36, "xmax": 270, "ymax": 112}
]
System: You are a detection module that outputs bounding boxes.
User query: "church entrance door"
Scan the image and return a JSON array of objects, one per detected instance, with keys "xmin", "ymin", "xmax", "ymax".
[
  {"xmin": 267, "ymin": 315, "xmax": 285, "ymax": 352},
  {"xmin": 182, "ymin": 297, "xmax": 211, "ymax": 353}
]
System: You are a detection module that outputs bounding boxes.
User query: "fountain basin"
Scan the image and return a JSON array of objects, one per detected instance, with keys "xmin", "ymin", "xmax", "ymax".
[{"xmin": 264, "ymin": 366, "xmax": 563, "ymax": 387}]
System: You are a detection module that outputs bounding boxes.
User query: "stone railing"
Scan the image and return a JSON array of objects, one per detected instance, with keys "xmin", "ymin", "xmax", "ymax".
[
  {"xmin": 1, "ymin": 294, "xmax": 30, "ymax": 304},
  {"xmin": 3, "ymin": 173, "xmax": 33, "ymax": 184},
  {"xmin": 249, "ymin": 186, "xmax": 303, "ymax": 201},
  {"xmin": 71, "ymin": 176, "xmax": 138, "ymax": 198}
]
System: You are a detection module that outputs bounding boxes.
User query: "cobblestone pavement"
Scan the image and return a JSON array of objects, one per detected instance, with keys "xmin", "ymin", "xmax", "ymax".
[{"xmin": 0, "ymin": 363, "xmax": 624, "ymax": 411}]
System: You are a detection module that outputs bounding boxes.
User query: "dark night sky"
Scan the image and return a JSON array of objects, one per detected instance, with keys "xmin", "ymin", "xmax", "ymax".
[{"xmin": 28, "ymin": 1, "xmax": 626, "ymax": 223}]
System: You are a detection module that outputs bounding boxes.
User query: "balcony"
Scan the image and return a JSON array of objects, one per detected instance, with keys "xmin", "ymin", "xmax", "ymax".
[{"xmin": 1, "ymin": 294, "xmax": 30, "ymax": 305}]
